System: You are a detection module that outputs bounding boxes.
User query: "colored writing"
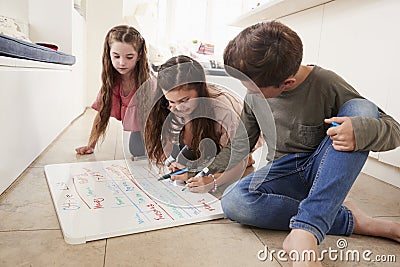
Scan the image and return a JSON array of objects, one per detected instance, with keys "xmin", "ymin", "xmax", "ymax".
[
  {"xmin": 106, "ymin": 182, "xmax": 121, "ymax": 195},
  {"xmin": 135, "ymin": 193, "xmax": 145, "ymax": 203},
  {"xmin": 135, "ymin": 213, "xmax": 145, "ymax": 224},
  {"xmin": 85, "ymin": 187, "xmax": 94, "ymax": 196},
  {"xmin": 77, "ymin": 177, "xmax": 88, "ymax": 184},
  {"xmin": 62, "ymin": 194, "xmax": 80, "ymax": 210},
  {"xmin": 171, "ymin": 207, "xmax": 184, "ymax": 219},
  {"xmin": 111, "ymin": 164, "xmax": 132, "ymax": 178},
  {"xmin": 198, "ymin": 199, "xmax": 215, "ymax": 212},
  {"xmin": 106, "ymin": 165, "xmax": 125, "ymax": 179},
  {"xmin": 122, "ymin": 181, "xmax": 134, "ymax": 191},
  {"xmin": 115, "ymin": 196, "xmax": 125, "ymax": 205},
  {"xmin": 56, "ymin": 182, "xmax": 69, "ymax": 190},
  {"xmin": 71, "ymin": 172, "xmax": 90, "ymax": 185},
  {"xmin": 83, "ymin": 167, "xmax": 107, "ymax": 182},
  {"xmin": 147, "ymin": 203, "xmax": 165, "ymax": 220},
  {"xmin": 94, "ymin": 198, "xmax": 104, "ymax": 209},
  {"xmin": 52, "ymin": 161, "xmax": 222, "ymax": 235}
]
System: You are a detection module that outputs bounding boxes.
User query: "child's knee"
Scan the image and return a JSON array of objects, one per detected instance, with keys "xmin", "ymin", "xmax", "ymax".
[
  {"xmin": 221, "ymin": 183, "xmax": 248, "ymax": 220},
  {"xmin": 221, "ymin": 184, "xmax": 239, "ymax": 217},
  {"xmin": 339, "ymin": 99, "xmax": 378, "ymax": 118}
]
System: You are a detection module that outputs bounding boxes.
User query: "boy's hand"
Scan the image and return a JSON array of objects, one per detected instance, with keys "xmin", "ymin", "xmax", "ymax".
[
  {"xmin": 325, "ymin": 117, "xmax": 356, "ymax": 151},
  {"xmin": 75, "ymin": 146, "xmax": 94, "ymax": 155}
]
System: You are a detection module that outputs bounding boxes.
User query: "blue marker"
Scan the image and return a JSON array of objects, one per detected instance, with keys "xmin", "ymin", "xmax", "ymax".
[
  {"xmin": 182, "ymin": 167, "xmax": 210, "ymax": 191},
  {"xmin": 330, "ymin": 122, "xmax": 340, "ymax": 127},
  {"xmin": 158, "ymin": 167, "xmax": 189, "ymax": 181}
]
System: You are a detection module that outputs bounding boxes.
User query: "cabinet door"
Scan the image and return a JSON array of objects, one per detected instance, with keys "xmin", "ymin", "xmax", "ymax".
[
  {"xmin": 319, "ymin": 0, "xmax": 397, "ymax": 106},
  {"xmin": 379, "ymin": 148, "xmax": 400, "ymax": 167},
  {"xmin": 319, "ymin": 0, "xmax": 400, "ymax": 168},
  {"xmin": 378, "ymin": 86, "xmax": 400, "ymax": 167},
  {"xmin": 281, "ymin": 5, "xmax": 323, "ymax": 65}
]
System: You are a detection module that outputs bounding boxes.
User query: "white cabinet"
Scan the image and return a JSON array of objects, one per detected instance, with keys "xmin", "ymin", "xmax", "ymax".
[
  {"xmin": 230, "ymin": 0, "xmax": 400, "ymax": 178},
  {"xmin": 279, "ymin": 6, "xmax": 324, "ymax": 65},
  {"xmin": 0, "ymin": 62, "xmax": 75, "ymax": 195},
  {"xmin": 0, "ymin": 0, "xmax": 86, "ymax": 195},
  {"xmin": 378, "ymin": 84, "xmax": 400, "ymax": 167},
  {"xmin": 318, "ymin": 0, "xmax": 399, "ymax": 108},
  {"xmin": 229, "ymin": 0, "xmax": 333, "ymax": 27},
  {"xmin": 318, "ymin": 0, "xmax": 400, "ymax": 169}
]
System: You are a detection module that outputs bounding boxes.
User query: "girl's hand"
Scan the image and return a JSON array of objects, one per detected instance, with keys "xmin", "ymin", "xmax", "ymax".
[
  {"xmin": 168, "ymin": 161, "xmax": 185, "ymax": 172},
  {"xmin": 170, "ymin": 172, "xmax": 189, "ymax": 182},
  {"xmin": 325, "ymin": 117, "xmax": 356, "ymax": 151},
  {"xmin": 168, "ymin": 162, "xmax": 188, "ymax": 182},
  {"xmin": 75, "ymin": 146, "xmax": 94, "ymax": 155},
  {"xmin": 186, "ymin": 175, "xmax": 214, "ymax": 193}
]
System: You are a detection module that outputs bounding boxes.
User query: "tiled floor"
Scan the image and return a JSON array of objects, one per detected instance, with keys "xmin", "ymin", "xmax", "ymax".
[{"xmin": 1, "ymin": 108, "xmax": 399, "ymax": 267}]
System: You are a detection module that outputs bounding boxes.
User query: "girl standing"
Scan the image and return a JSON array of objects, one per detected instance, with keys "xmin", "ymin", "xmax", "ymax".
[{"xmin": 76, "ymin": 25, "xmax": 154, "ymax": 157}]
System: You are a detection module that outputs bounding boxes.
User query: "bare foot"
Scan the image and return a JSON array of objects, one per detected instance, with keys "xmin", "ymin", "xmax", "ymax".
[
  {"xmin": 283, "ymin": 229, "xmax": 322, "ymax": 267},
  {"xmin": 344, "ymin": 201, "xmax": 400, "ymax": 243}
]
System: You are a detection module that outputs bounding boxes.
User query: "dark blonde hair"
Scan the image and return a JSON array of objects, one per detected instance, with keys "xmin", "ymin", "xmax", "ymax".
[
  {"xmin": 224, "ymin": 20, "xmax": 303, "ymax": 87},
  {"xmin": 145, "ymin": 55, "xmax": 223, "ymax": 165},
  {"xmin": 90, "ymin": 25, "xmax": 151, "ymax": 146}
]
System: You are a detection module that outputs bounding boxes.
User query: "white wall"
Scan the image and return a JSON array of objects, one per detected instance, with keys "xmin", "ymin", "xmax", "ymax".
[
  {"xmin": 0, "ymin": 0, "xmax": 28, "ymax": 22},
  {"xmin": 29, "ymin": 0, "xmax": 73, "ymax": 53},
  {"xmin": 72, "ymin": 8, "xmax": 87, "ymax": 113},
  {"xmin": 0, "ymin": 0, "xmax": 87, "ymax": 195},
  {"xmin": 85, "ymin": 0, "xmax": 123, "ymax": 106},
  {"xmin": 280, "ymin": 0, "xmax": 400, "ymax": 123},
  {"xmin": 279, "ymin": 0, "xmax": 400, "ymax": 186},
  {"xmin": 0, "ymin": 0, "xmax": 124, "ymax": 195}
]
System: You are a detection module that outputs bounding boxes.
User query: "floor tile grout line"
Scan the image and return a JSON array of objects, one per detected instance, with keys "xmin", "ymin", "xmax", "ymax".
[
  {"xmin": 251, "ymin": 227, "xmax": 284, "ymax": 267},
  {"xmin": 0, "ymin": 228, "xmax": 60, "ymax": 233},
  {"xmin": 30, "ymin": 166, "xmax": 44, "ymax": 169},
  {"xmin": 103, "ymin": 239, "xmax": 108, "ymax": 267},
  {"xmin": 373, "ymin": 215, "xmax": 400, "ymax": 218},
  {"xmin": 0, "ymin": 166, "xmax": 44, "ymax": 199}
]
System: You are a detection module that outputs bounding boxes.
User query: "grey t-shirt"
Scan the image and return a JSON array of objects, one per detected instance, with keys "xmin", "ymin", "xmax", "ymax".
[{"xmin": 208, "ymin": 65, "xmax": 400, "ymax": 173}]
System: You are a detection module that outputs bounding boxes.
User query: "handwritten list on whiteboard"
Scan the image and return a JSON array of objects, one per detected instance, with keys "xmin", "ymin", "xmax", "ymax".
[{"xmin": 44, "ymin": 160, "xmax": 224, "ymax": 244}]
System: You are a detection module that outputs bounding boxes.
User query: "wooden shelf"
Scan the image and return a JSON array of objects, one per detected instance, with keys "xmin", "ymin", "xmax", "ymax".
[{"xmin": 229, "ymin": 0, "xmax": 334, "ymax": 27}]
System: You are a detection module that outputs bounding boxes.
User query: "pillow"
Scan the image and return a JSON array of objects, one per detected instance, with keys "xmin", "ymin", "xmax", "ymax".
[{"xmin": 0, "ymin": 15, "xmax": 31, "ymax": 42}]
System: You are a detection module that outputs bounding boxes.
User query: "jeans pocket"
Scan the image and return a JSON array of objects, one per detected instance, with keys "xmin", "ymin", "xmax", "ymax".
[{"xmin": 295, "ymin": 123, "xmax": 326, "ymax": 149}]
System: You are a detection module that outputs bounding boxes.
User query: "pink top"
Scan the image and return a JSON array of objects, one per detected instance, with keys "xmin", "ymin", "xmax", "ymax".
[
  {"xmin": 210, "ymin": 86, "xmax": 263, "ymax": 150},
  {"xmin": 91, "ymin": 83, "xmax": 141, "ymax": 132},
  {"xmin": 212, "ymin": 91, "xmax": 243, "ymax": 147},
  {"xmin": 178, "ymin": 87, "xmax": 244, "ymax": 148}
]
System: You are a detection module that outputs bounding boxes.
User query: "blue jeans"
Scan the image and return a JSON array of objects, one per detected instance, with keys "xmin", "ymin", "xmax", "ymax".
[{"xmin": 221, "ymin": 99, "xmax": 379, "ymax": 244}]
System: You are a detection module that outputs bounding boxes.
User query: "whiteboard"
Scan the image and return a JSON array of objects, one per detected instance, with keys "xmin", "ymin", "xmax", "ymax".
[{"xmin": 44, "ymin": 160, "xmax": 224, "ymax": 244}]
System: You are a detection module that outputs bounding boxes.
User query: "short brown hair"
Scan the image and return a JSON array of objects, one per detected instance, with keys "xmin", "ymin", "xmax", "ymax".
[{"xmin": 223, "ymin": 21, "xmax": 303, "ymax": 87}]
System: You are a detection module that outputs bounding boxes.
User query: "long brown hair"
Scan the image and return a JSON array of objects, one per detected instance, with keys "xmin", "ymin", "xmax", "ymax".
[
  {"xmin": 145, "ymin": 55, "xmax": 223, "ymax": 165},
  {"xmin": 89, "ymin": 25, "xmax": 151, "ymax": 146}
]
